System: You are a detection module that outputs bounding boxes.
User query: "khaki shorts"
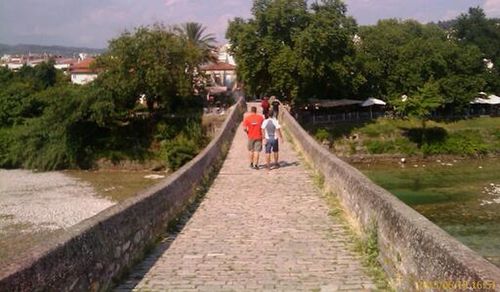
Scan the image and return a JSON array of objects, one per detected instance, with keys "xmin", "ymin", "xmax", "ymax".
[{"xmin": 247, "ymin": 139, "xmax": 262, "ymax": 152}]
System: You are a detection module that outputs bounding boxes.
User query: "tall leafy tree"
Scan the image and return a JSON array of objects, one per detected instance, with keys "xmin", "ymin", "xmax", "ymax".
[
  {"xmin": 356, "ymin": 19, "xmax": 486, "ymax": 113},
  {"xmin": 34, "ymin": 60, "xmax": 57, "ymax": 89},
  {"xmin": 453, "ymin": 7, "xmax": 500, "ymax": 92},
  {"xmin": 175, "ymin": 22, "xmax": 218, "ymax": 64},
  {"xmin": 95, "ymin": 24, "xmax": 195, "ymax": 119},
  {"xmin": 392, "ymin": 80, "xmax": 443, "ymax": 129},
  {"xmin": 294, "ymin": 0, "xmax": 359, "ymax": 100},
  {"xmin": 454, "ymin": 7, "xmax": 500, "ymax": 64},
  {"xmin": 227, "ymin": 0, "xmax": 357, "ymax": 102}
]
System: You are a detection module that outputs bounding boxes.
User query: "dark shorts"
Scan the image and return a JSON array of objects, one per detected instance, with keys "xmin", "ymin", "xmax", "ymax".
[
  {"xmin": 247, "ymin": 139, "xmax": 262, "ymax": 152},
  {"xmin": 265, "ymin": 138, "xmax": 279, "ymax": 153}
]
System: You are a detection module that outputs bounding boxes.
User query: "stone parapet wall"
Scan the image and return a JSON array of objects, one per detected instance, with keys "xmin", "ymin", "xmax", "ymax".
[
  {"xmin": 281, "ymin": 108, "xmax": 500, "ymax": 291},
  {"xmin": 0, "ymin": 98, "xmax": 246, "ymax": 292}
]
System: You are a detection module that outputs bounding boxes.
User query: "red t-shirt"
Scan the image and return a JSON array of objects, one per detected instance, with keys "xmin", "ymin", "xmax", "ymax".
[
  {"xmin": 243, "ymin": 113, "xmax": 264, "ymax": 140},
  {"xmin": 261, "ymin": 100, "xmax": 270, "ymax": 110}
]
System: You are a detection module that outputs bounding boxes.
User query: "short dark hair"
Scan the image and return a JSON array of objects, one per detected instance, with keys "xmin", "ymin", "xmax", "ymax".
[{"xmin": 251, "ymin": 106, "xmax": 257, "ymax": 113}]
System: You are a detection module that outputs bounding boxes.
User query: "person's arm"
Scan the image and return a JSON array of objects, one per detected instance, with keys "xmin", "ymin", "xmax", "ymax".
[
  {"xmin": 275, "ymin": 120, "xmax": 284, "ymax": 142},
  {"xmin": 243, "ymin": 119, "xmax": 248, "ymax": 134},
  {"xmin": 277, "ymin": 128, "xmax": 284, "ymax": 143},
  {"xmin": 261, "ymin": 120, "xmax": 267, "ymax": 144}
]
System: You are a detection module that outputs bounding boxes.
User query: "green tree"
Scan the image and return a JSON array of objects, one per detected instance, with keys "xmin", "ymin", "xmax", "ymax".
[
  {"xmin": 95, "ymin": 24, "xmax": 195, "ymax": 118},
  {"xmin": 175, "ymin": 22, "xmax": 217, "ymax": 63},
  {"xmin": 0, "ymin": 81, "xmax": 38, "ymax": 126},
  {"xmin": 453, "ymin": 7, "xmax": 500, "ymax": 92},
  {"xmin": 0, "ymin": 23, "xmax": 212, "ymax": 171},
  {"xmin": 454, "ymin": 7, "xmax": 500, "ymax": 64},
  {"xmin": 356, "ymin": 20, "xmax": 440, "ymax": 98},
  {"xmin": 0, "ymin": 66, "xmax": 13, "ymax": 86},
  {"xmin": 392, "ymin": 80, "xmax": 443, "ymax": 129},
  {"xmin": 294, "ymin": 0, "xmax": 359, "ymax": 100},
  {"xmin": 2, "ymin": 85, "xmax": 93, "ymax": 170},
  {"xmin": 227, "ymin": 0, "xmax": 357, "ymax": 101},
  {"xmin": 34, "ymin": 60, "xmax": 57, "ymax": 89},
  {"xmin": 356, "ymin": 19, "xmax": 487, "ymax": 112},
  {"xmin": 227, "ymin": 17, "xmax": 271, "ymax": 96}
]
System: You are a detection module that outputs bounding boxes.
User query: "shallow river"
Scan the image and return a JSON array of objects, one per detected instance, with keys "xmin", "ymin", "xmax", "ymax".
[{"xmin": 350, "ymin": 157, "xmax": 500, "ymax": 267}]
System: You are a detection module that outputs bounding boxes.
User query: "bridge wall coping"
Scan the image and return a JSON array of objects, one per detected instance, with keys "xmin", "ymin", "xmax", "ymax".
[
  {"xmin": 0, "ymin": 98, "xmax": 246, "ymax": 292},
  {"xmin": 281, "ymin": 108, "xmax": 500, "ymax": 291}
]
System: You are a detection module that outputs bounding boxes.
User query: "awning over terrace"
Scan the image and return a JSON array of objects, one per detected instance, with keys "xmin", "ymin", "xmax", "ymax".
[
  {"xmin": 470, "ymin": 94, "xmax": 500, "ymax": 105},
  {"xmin": 361, "ymin": 97, "xmax": 387, "ymax": 107}
]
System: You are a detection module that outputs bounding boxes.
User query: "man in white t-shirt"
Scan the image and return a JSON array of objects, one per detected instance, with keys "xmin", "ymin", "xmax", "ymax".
[{"xmin": 261, "ymin": 110, "xmax": 284, "ymax": 170}]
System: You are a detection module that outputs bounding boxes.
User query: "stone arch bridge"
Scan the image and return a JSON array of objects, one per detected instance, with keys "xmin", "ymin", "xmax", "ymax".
[{"xmin": 1, "ymin": 98, "xmax": 499, "ymax": 291}]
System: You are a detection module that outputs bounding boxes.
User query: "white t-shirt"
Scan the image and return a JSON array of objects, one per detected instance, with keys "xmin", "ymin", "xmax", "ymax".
[{"xmin": 261, "ymin": 118, "xmax": 281, "ymax": 139}]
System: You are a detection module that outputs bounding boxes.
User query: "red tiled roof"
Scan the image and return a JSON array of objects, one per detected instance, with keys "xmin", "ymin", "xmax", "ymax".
[
  {"xmin": 70, "ymin": 58, "xmax": 97, "ymax": 74},
  {"xmin": 200, "ymin": 62, "xmax": 236, "ymax": 71}
]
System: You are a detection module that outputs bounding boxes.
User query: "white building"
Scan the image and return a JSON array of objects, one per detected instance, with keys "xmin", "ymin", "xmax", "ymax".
[
  {"xmin": 70, "ymin": 58, "xmax": 98, "ymax": 84},
  {"xmin": 217, "ymin": 44, "xmax": 236, "ymax": 65}
]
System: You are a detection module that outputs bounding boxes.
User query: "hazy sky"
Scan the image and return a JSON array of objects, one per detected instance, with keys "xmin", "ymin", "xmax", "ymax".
[{"xmin": 1, "ymin": 0, "xmax": 499, "ymax": 49}]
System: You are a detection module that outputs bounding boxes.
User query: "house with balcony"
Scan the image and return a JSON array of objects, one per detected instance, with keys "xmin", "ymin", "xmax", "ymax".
[{"xmin": 200, "ymin": 61, "xmax": 237, "ymax": 91}]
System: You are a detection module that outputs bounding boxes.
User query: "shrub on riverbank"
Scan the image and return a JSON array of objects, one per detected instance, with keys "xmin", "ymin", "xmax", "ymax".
[{"xmin": 313, "ymin": 117, "xmax": 500, "ymax": 157}]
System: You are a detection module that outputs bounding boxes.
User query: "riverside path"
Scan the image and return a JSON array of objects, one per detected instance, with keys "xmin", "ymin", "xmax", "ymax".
[{"xmin": 116, "ymin": 103, "xmax": 376, "ymax": 291}]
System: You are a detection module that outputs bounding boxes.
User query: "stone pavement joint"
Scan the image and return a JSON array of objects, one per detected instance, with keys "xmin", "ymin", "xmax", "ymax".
[{"xmin": 116, "ymin": 103, "xmax": 375, "ymax": 291}]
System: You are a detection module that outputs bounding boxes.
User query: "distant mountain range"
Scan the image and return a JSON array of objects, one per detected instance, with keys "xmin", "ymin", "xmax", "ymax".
[{"xmin": 0, "ymin": 43, "xmax": 106, "ymax": 57}]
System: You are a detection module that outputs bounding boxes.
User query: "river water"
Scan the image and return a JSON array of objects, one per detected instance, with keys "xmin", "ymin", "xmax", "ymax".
[{"xmin": 350, "ymin": 157, "xmax": 500, "ymax": 267}]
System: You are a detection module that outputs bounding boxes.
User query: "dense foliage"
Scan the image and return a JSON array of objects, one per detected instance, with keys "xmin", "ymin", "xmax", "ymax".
[
  {"xmin": 227, "ymin": 0, "xmax": 359, "ymax": 102},
  {"xmin": 3, "ymin": 2, "xmax": 500, "ymax": 167},
  {"xmin": 228, "ymin": 3, "xmax": 500, "ymax": 116},
  {"xmin": 0, "ymin": 23, "xmax": 217, "ymax": 171},
  {"xmin": 313, "ymin": 117, "xmax": 500, "ymax": 157}
]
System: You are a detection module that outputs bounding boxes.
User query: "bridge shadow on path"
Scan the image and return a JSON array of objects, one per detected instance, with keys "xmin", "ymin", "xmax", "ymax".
[
  {"xmin": 115, "ymin": 235, "xmax": 176, "ymax": 291},
  {"xmin": 255, "ymin": 160, "xmax": 300, "ymax": 170},
  {"xmin": 115, "ymin": 198, "xmax": 205, "ymax": 291}
]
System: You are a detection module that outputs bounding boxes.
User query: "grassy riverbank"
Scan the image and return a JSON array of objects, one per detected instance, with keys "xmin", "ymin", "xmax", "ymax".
[{"xmin": 311, "ymin": 116, "xmax": 500, "ymax": 157}]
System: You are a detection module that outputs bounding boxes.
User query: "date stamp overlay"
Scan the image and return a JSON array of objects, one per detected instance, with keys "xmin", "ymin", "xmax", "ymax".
[{"xmin": 415, "ymin": 280, "xmax": 496, "ymax": 290}]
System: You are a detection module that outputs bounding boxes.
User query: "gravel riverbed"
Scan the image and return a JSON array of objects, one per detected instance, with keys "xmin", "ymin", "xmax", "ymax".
[
  {"xmin": 0, "ymin": 169, "xmax": 115, "ymax": 232},
  {"xmin": 0, "ymin": 169, "xmax": 115, "ymax": 263}
]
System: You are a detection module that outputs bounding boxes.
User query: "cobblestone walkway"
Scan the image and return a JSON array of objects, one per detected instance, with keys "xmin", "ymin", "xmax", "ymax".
[{"xmin": 117, "ymin": 104, "xmax": 375, "ymax": 291}]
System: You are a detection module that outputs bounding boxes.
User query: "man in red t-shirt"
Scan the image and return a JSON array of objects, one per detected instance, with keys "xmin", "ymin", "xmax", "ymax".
[{"xmin": 243, "ymin": 106, "xmax": 264, "ymax": 169}]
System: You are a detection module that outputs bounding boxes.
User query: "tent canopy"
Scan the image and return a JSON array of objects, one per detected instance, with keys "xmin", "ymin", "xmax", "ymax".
[
  {"xmin": 470, "ymin": 94, "xmax": 500, "ymax": 105},
  {"xmin": 361, "ymin": 97, "xmax": 386, "ymax": 107},
  {"xmin": 309, "ymin": 99, "xmax": 362, "ymax": 108}
]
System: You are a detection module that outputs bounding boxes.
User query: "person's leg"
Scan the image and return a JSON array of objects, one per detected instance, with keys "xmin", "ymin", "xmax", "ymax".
[
  {"xmin": 249, "ymin": 151, "xmax": 254, "ymax": 167},
  {"xmin": 253, "ymin": 140, "xmax": 262, "ymax": 169},
  {"xmin": 248, "ymin": 139, "xmax": 254, "ymax": 167},
  {"xmin": 264, "ymin": 140, "xmax": 272, "ymax": 169}
]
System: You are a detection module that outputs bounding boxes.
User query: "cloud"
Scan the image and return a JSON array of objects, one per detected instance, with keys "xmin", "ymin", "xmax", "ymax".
[
  {"xmin": 344, "ymin": 0, "xmax": 483, "ymax": 24},
  {"xmin": 2, "ymin": 0, "xmax": 492, "ymax": 48},
  {"xmin": 164, "ymin": 0, "xmax": 184, "ymax": 7},
  {"xmin": 441, "ymin": 9, "xmax": 460, "ymax": 21},
  {"xmin": 484, "ymin": 0, "xmax": 500, "ymax": 16}
]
